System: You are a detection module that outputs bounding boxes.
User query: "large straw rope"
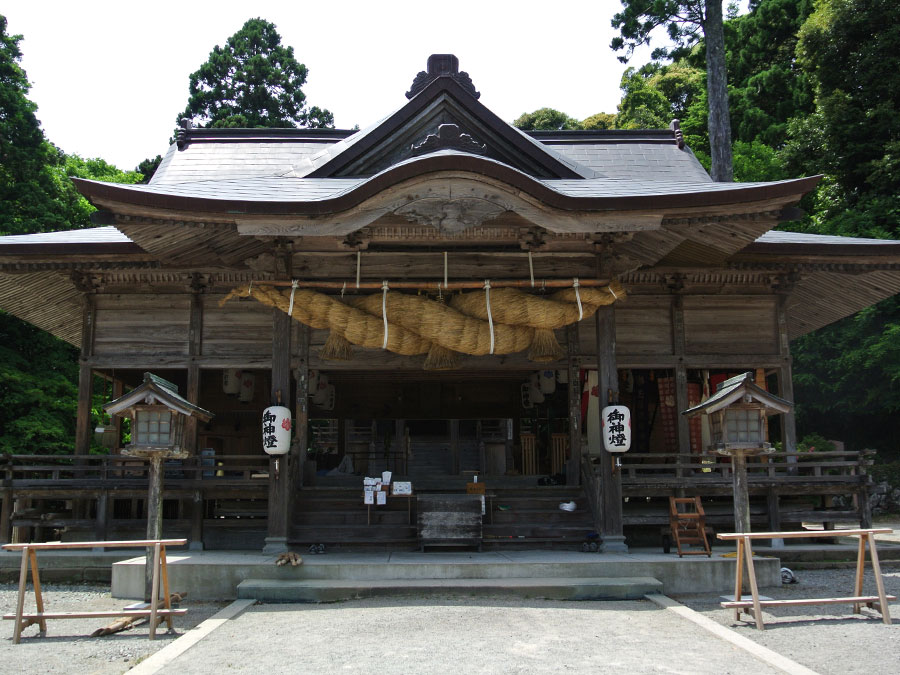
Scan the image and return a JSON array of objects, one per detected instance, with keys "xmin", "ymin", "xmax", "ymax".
[
  {"xmin": 223, "ymin": 279, "xmax": 625, "ymax": 363},
  {"xmin": 449, "ymin": 280, "xmax": 626, "ymax": 328},
  {"xmin": 348, "ymin": 292, "xmax": 534, "ymax": 356},
  {"xmin": 222, "ymin": 284, "xmax": 431, "ymax": 355}
]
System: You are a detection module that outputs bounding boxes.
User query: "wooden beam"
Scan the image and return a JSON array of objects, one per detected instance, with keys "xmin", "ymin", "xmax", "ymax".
[{"xmin": 183, "ymin": 283, "xmax": 203, "ymax": 457}]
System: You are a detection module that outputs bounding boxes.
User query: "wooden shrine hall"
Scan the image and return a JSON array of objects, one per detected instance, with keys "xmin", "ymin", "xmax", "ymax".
[{"xmin": 2, "ymin": 54, "xmax": 900, "ymax": 553}]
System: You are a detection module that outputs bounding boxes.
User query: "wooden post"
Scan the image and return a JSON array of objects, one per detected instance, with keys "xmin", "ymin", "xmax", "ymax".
[
  {"xmin": 565, "ymin": 324, "xmax": 581, "ymax": 486},
  {"xmin": 264, "ymin": 307, "xmax": 292, "ymax": 553},
  {"xmin": 94, "ymin": 490, "xmax": 109, "ymax": 544},
  {"xmin": 184, "ymin": 281, "xmax": 203, "ymax": 458},
  {"xmin": 144, "ymin": 455, "xmax": 164, "ymax": 600},
  {"xmin": 0, "ymin": 459, "xmax": 11, "ymax": 545},
  {"xmin": 766, "ymin": 487, "xmax": 783, "ymax": 549},
  {"xmin": 190, "ymin": 489, "xmax": 204, "ymax": 551},
  {"xmin": 671, "ymin": 293, "xmax": 691, "ymax": 476},
  {"xmin": 292, "ymin": 325, "xmax": 310, "ymax": 518},
  {"xmin": 776, "ymin": 293, "xmax": 798, "ymax": 466},
  {"xmin": 596, "ymin": 304, "xmax": 626, "ymax": 552},
  {"xmin": 450, "ymin": 419, "xmax": 460, "ymax": 475},
  {"xmin": 731, "ymin": 450, "xmax": 751, "ymax": 534}
]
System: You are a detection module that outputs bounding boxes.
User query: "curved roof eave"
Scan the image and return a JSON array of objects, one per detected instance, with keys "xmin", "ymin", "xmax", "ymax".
[{"xmin": 72, "ymin": 154, "xmax": 822, "ymax": 219}]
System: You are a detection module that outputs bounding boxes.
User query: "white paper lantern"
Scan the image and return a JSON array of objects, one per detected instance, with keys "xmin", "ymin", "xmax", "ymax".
[
  {"xmin": 520, "ymin": 383, "xmax": 533, "ymax": 409},
  {"xmin": 320, "ymin": 384, "xmax": 336, "ymax": 411},
  {"xmin": 308, "ymin": 370, "xmax": 320, "ymax": 395},
  {"xmin": 312, "ymin": 375, "xmax": 330, "ymax": 405},
  {"xmin": 601, "ymin": 405, "xmax": 631, "ymax": 453},
  {"xmin": 262, "ymin": 405, "xmax": 292, "ymax": 455},
  {"xmin": 556, "ymin": 369, "xmax": 569, "ymax": 385},
  {"xmin": 223, "ymin": 369, "xmax": 242, "ymax": 395},
  {"xmin": 238, "ymin": 372, "xmax": 256, "ymax": 403},
  {"xmin": 529, "ymin": 373, "xmax": 545, "ymax": 404},
  {"xmin": 539, "ymin": 370, "xmax": 556, "ymax": 394}
]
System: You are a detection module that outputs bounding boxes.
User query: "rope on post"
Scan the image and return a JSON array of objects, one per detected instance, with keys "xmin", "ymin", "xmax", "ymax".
[
  {"xmin": 573, "ymin": 278, "xmax": 583, "ymax": 321},
  {"xmin": 288, "ymin": 279, "xmax": 299, "ymax": 317},
  {"xmin": 528, "ymin": 251, "xmax": 535, "ymax": 288},
  {"xmin": 444, "ymin": 251, "xmax": 448, "ymax": 289},
  {"xmin": 356, "ymin": 251, "xmax": 361, "ymax": 289},
  {"xmin": 484, "ymin": 279, "xmax": 495, "ymax": 355},
  {"xmin": 381, "ymin": 280, "xmax": 390, "ymax": 349}
]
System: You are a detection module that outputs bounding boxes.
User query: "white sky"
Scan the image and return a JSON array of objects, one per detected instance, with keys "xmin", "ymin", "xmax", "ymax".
[{"xmin": 4, "ymin": 0, "xmax": 654, "ymax": 171}]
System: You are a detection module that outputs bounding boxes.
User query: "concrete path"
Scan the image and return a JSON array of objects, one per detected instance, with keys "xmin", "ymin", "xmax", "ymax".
[{"xmin": 148, "ymin": 596, "xmax": 793, "ymax": 674}]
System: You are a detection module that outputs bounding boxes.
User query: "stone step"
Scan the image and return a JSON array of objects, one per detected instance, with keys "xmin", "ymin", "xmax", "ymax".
[{"xmin": 236, "ymin": 576, "xmax": 663, "ymax": 603}]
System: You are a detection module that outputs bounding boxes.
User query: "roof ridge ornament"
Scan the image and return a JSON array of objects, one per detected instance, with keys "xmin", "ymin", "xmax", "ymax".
[
  {"xmin": 411, "ymin": 123, "xmax": 486, "ymax": 156},
  {"xmin": 406, "ymin": 54, "xmax": 480, "ymax": 100},
  {"xmin": 176, "ymin": 118, "xmax": 194, "ymax": 150}
]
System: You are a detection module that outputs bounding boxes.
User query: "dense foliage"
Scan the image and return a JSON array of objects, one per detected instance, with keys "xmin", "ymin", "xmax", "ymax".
[
  {"xmin": 513, "ymin": 108, "xmax": 617, "ymax": 131},
  {"xmin": 179, "ymin": 18, "xmax": 333, "ymax": 130},
  {"xmin": 0, "ymin": 15, "xmax": 142, "ymax": 454}
]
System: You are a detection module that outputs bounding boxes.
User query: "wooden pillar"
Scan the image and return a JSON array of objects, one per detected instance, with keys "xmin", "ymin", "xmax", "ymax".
[
  {"xmin": 565, "ymin": 324, "xmax": 582, "ymax": 486},
  {"xmin": 731, "ymin": 451, "xmax": 751, "ymax": 534},
  {"xmin": 144, "ymin": 455, "xmax": 164, "ymax": 600},
  {"xmin": 264, "ymin": 307, "xmax": 292, "ymax": 553},
  {"xmin": 184, "ymin": 281, "xmax": 203, "ymax": 457},
  {"xmin": 450, "ymin": 419, "xmax": 460, "ymax": 475},
  {"xmin": 74, "ymin": 294, "xmax": 95, "ymax": 520},
  {"xmin": 671, "ymin": 293, "xmax": 691, "ymax": 476},
  {"xmin": 766, "ymin": 487, "xmax": 784, "ymax": 547},
  {"xmin": 293, "ymin": 325, "xmax": 310, "ymax": 499},
  {"xmin": 0, "ymin": 460, "xmax": 12, "ymax": 545},
  {"xmin": 776, "ymin": 294, "xmax": 798, "ymax": 463},
  {"xmin": 94, "ymin": 491, "xmax": 109, "ymax": 547},
  {"xmin": 596, "ymin": 305, "xmax": 627, "ymax": 552},
  {"xmin": 190, "ymin": 489, "xmax": 204, "ymax": 551}
]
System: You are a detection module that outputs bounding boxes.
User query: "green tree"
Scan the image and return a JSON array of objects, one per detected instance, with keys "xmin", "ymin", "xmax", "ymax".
[
  {"xmin": 179, "ymin": 18, "xmax": 333, "ymax": 129},
  {"xmin": 611, "ymin": 0, "xmax": 734, "ymax": 181},
  {"xmin": 513, "ymin": 108, "xmax": 582, "ymax": 131},
  {"xmin": 136, "ymin": 155, "xmax": 162, "ymax": 184},
  {"xmin": 580, "ymin": 112, "xmax": 618, "ymax": 130}
]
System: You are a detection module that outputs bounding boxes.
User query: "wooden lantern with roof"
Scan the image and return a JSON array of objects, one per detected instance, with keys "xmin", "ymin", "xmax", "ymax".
[
  {"xmin": 104, "ymin": 373, "xmax": 213, "ymax": 597},
  {"xmin": 683, "ymin": 372, "xmax": 793, "ymax": 533}
]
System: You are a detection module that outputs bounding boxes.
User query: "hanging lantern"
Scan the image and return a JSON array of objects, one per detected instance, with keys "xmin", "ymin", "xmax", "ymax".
[
  {"xmin": 539, "ymin": 370, "xmax": 556, "ymax": 394},
  {"xmin": 319, "ymin": 384, "xmax": 336, "ymax": 412},
  {"xmin": 238, "ymin": 372, "xmax": 256, "ymax": 403},
  {"xmin": 520, "ymin": 383, "xmax": 533, "ymax": 409},
  {"xmin": 601, "ymin": 405, "xmax": 631, "ymax": 453},
  {"xmin": 308, "ymin": 370, "xmax": 320, "ymax": 395},
  {"xmin": 223, "ymin": 369, "xmax": 242, "ymax": 395},
  {"xmin": 262, "ymin": 405, "xmax": 292, "ymax": 455},
  {"xmin": 312, "ymin": 374, "xmax": 330, "ymax": 405},
  {"xmin": 556, "ymin": 369, "xmax": 569, "ymax": 385},
  {"xmin": 529, "ymin": 373, "xmax": 545, "ymax": 404}
]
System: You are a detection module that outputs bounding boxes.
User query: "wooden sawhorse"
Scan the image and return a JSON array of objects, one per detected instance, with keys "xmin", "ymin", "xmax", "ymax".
[
  {"xmin": 718, "ymin": 529, "xmax": 895, "ymax": 630},
  {"xmin": 2, "ymin": 539, "xmax": 187, "ymax": 643}
]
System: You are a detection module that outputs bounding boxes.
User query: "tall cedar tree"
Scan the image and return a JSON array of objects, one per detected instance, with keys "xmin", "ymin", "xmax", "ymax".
[
  {"xmin": 179, "ymin": 18, "xmax": 333, "ymax": 129},
  {"xmin": 611, "ymin": 1, "xmax": 734, "ymax": 182}
]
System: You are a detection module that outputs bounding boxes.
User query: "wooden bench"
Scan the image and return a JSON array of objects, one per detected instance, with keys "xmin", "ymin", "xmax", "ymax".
[
  {"xmin": 2, "ymin": 539, "xmax": 187, "ymax": 644},
  {"xmin": 718, "ymin": 529, "xmax": 895, "ymax": 630}
]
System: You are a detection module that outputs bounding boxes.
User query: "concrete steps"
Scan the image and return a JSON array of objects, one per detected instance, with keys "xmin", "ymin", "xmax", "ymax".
[{"xmin": 236, "ymin": 576, "xmax": 663, "ymax": 603}]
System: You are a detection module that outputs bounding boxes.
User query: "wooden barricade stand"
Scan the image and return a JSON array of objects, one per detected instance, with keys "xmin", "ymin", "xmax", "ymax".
[
  {"xmin": 718, "ymin": 529, "xmax": 895, "ymax": 630},
  {"xmin": 2, "ymin": 539, "xmax": 187, "ymax": 644}
]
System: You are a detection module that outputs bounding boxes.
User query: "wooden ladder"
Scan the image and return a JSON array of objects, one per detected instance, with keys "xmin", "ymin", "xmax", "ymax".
[{"xmin": 668, "ymin": 496, "xmax": 711, "ymax": 557}]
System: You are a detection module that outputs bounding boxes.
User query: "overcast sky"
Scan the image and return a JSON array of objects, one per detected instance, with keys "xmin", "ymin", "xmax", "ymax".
[{"xmin": 5, "ymin": 0, "xmax": 654, "ymax": 171}]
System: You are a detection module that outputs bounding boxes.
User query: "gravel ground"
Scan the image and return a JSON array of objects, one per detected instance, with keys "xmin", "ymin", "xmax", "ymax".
[
  {"xmin": 0, "ymin": 583, "xmax": 226, "ymax": 675},
  {"xmin": 154, "ymin": 596, "xmax": 783, "ymax": 675},
  {"xmin": 673, "ymin": 565, "xmax": 900, "ymax": 675},
  {"xmin": 1, "ymin": 568, "xmax": 898, "ymax": 674}
]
